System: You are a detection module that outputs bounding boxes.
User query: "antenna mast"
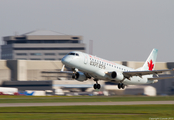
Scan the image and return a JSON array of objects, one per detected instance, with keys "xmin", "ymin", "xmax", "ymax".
[{"xmin": 89, "ymin": 40, "xmax": 93, "ymax": 55}]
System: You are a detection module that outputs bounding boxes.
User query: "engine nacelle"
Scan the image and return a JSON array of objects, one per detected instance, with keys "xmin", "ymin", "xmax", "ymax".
[
  {"xmin": 74, "ymin": 72, "xmax": 87, "ymax": 82},
  {"xmin": 110, "ymin": 71, "xmax": 124, "ymax": 81}
]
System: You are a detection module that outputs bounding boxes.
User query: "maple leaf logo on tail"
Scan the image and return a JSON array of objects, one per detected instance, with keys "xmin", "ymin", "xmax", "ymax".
[{"xmin": 147, "ymin": 59, "xmax": 154, "ymax": 71}]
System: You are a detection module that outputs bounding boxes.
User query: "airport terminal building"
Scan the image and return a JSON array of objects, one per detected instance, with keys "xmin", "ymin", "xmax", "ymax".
[{"xmin": 1, "ymin": 30, "xmax": 85, "ymax": 60}]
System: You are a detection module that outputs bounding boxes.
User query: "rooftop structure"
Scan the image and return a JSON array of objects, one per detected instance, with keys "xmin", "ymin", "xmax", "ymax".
[{"xmin": 1, "ymin": 30, "xmax": 85, "ymax": 60}]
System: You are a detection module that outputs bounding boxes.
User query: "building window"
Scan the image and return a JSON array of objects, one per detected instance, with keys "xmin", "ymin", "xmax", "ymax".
[
  {"xmin": 44, "ymin": 53, "xmax": 55, "ymax": 55},
  {"xmin": 2, "ymin": 54, "xmax": 13, "ymax": 57},
  {"xmin": 30, "ymin": 53, "xmax": 42, "ymax": 56},
  {"xmin": 30, "ymin": 58, "xmax": 41, "ymax": 60},
  {"xmin": 14, "ymin": 47, "xmax": 85, "ymax": 50},
  {"xmin": 24, "ymin": 40, "xmax": 79, "ymax": 44},
  {"xmin": 59, "ymin": 53, "xmax": 68, "ymax": 55},
  {"xmin": 45, "ymin": 58, "xmax": 55, "ymax": 60},
  {"xmin": 16, "ymin": 53, "xmax": 27, "ymax": 55},
  {"xmin": 72, "ymin": 37, "xmax": 79, "ymax": 39},
  {"xmin": 17, "ymin": 58, "xmax": 27, "ymax": 60},
  {"xmin": 6, "ymin": 40, "xmax": 81, "ymax": 44}
]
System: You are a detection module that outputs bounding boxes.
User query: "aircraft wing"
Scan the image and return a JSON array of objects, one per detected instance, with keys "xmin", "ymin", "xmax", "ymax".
[
  {"xmin": 123, "ymin": 69, "xmax": 174, "ymax": 78},
  {"xmin": 60, "ymin": 71, "xmax": 74, "ymax": 74},
  {"xmin": 59, "ymin": 65, "xmax": 74, "ymax": 74},
  {"xmin": 148, "ymin": 76, "xmax": 174, "ymax": 80}
]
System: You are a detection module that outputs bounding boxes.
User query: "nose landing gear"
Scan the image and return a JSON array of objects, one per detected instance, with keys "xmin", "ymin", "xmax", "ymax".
[{"xmin": 118, "ymin": 83, "xmax": 125, "ymax": 89}]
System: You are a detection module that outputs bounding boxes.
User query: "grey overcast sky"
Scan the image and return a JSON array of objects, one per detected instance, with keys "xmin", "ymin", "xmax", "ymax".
[{"xmin": 0, "ymin": 0, "xmax": 174, "ymax": 62}]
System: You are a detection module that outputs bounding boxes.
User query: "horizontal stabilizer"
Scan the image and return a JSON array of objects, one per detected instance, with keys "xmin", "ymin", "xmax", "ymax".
[{"xmin": 148, "ymin": 76, "xmax": 174, "ymax": 80}]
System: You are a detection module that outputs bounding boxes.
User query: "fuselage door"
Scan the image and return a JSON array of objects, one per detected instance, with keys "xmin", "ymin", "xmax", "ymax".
[{"xmin": 84, "ymin": 54, "xmax": 88, "ymax": 64}]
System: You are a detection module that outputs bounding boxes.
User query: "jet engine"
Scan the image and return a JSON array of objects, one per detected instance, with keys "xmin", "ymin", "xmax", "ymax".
[
  {"xmin": 109, "ymin": 71, "xmax": 124, "ymax": 81},
  {"xmin": 74, "ymin": 72, "xmax": 87, "ymax": 82}
]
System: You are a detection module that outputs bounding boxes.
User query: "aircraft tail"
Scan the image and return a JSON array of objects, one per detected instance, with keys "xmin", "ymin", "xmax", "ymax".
[{"xmin": 141, "ymin": 49, "xmax": 158, "ymax": 71}]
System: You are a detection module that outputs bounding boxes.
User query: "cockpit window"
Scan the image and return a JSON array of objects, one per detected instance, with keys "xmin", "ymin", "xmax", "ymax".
[
  {"xmin": 68, "ymin": 53, "xmax": 79, "ymax": 56},
  {"xmin": 68, "ymin": 53, "xmax": 75, "ymax": 55}
]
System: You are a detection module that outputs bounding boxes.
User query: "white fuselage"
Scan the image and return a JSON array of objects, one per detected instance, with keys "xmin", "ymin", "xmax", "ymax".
[{"xmin": 61, "ymin": 51, "xmax": 153, "ymax": 85}]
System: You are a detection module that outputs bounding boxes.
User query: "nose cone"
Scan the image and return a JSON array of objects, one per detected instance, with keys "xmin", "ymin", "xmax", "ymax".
[{"xmin": 61, "ymin": 55, "xmax": 71, "ymax": 65}]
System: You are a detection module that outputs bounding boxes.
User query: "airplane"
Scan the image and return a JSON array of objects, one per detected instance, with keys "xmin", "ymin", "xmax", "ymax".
[{"xmin": 61, "ymin": 49, "xmax": 174, "ymax": 89}]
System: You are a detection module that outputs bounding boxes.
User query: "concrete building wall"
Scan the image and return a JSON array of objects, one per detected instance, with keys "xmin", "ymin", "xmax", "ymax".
[
  {"xmin": 6, "ymin": 60, "xmax": 17, "ymax": 81},
  {"xmin": 18, "ymin": 60, "xmax": 27, "ymax": 81},
  {"xmin": 127, "ymin": 61, "xmax": 144, "ymax": 69},
  {"xmin": 0, "ymin": 60, "xmax": 68, "ymax": 82},
  {"xmin": 149, "ymin": 76, "xmax": 174, "ymax": 95},
  {"xmin": 0, "ymin": 60, "xmax": 10, "ymax": 84},
  {"xmin": 26, "ymin": 60, "xmax": 65, "ymax": 81}
]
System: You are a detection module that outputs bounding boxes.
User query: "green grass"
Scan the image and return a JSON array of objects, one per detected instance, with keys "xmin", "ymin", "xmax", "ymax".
[
  {"xmin": 0, "ymin": 105, "xmax": 173, "ymax": 120},
  {"xmin": 0, "ymin": 95, "xmax": 173, "ymax": 103}
]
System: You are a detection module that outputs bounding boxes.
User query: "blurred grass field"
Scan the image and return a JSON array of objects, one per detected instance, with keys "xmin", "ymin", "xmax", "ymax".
[
  {"xmin": 0, "ymin": 96, "xmax": 173, "ymax": 120},
  {"xmin": 0, "ymin": 95, "xmax": 174, "ymax": 103},
  {"xmin": 0, "ymin": 105, "xmax": 173, "ymax": 120}
]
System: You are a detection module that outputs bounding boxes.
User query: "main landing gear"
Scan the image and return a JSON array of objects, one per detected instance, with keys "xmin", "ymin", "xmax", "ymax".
[
  {"xmin": 93, "ymin": 79, "xmax": 101, "ymax": 89},
  {"xmin": 118, "ymin": 83, "xmax": 125, "ymax": 89}
]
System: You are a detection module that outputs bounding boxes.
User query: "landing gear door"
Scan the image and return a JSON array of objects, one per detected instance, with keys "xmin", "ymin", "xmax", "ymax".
[{"xmin": 84, "ymin": 54, "xmax": 88, "ymax": 64}]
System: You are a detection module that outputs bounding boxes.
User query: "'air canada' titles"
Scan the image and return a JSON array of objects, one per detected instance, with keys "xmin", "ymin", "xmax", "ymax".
[
  {"xmin": 90, "ymin": 59, "xmax": 106, "ymax": 69},
  {"xmin": 88, "ymin": 55, "xmax": 116, "ymax": 70}
]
